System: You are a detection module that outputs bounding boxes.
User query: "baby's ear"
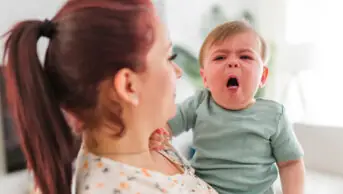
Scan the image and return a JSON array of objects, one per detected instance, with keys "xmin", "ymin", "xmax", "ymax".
[
  {"xmin": 200, "ymin": 68, "xmax": 209, "ymax": 88},
  {"xmin": 259, "ymin": 66, "xmax": 269, "ymax": 88}
]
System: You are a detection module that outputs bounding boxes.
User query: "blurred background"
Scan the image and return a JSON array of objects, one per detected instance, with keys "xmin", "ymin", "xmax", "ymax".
[{"xmin": 0, "ymin": 0, "xmax": 342, "ymax": 193}]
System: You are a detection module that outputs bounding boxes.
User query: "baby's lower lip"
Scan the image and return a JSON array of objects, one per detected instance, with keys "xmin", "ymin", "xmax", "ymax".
[
  {"xmin": 227, "ymin": 86, "xmax": 239, "ymax": 90},
  {"xmin": 227, "ymin": 85, "xmax": 239, "ymax": 93}
]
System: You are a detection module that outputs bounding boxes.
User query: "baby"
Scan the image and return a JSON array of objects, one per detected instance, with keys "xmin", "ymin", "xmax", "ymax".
[{"xmin": 154, "ymin": 21, "xmax": 305, "ymax": 194}]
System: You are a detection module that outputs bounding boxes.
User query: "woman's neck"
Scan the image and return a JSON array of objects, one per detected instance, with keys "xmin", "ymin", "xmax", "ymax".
[
  {"xmin": 82, "ymin": 125, "xmax": 156, "ymax": 165},
  {"xmin": 82, "ymin": 126, "xmax": 183, "ymax": 176}
]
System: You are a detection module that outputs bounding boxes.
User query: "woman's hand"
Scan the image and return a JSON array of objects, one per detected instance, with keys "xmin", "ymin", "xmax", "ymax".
[{"xmin": 149, "ymin": 128, "xmax": 171, "ymax": 151}]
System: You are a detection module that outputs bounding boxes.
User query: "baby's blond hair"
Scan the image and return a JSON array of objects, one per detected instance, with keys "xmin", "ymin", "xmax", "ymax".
[{"xmin": 199, "ymin": 20, "xmax": 269, "ymax": 67}]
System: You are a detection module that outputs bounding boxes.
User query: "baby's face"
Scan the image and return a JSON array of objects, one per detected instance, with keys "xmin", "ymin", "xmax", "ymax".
[{"xmin": 200, "ymin": 31, "xmax": 268, "ymax": 110}]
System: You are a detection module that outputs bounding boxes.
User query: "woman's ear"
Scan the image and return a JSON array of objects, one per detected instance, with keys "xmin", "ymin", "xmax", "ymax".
[{"xmin": 113, "ymin": 68, "xmax": 140, "ymax": 106}]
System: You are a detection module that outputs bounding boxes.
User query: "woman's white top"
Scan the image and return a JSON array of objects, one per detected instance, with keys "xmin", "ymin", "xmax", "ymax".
[{"xmin": 71, "ymin": 147, "xmax": 218, "ymax": 194}]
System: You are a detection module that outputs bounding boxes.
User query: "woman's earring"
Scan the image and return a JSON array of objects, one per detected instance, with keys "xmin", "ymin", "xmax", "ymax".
[{"xmin": 132, "ymin": 94, "xmax": 139, "ymax": 106}]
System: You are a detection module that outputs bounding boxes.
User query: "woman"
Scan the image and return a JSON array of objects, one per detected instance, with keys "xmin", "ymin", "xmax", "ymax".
[{"xmin": 3, "ymin": 0, "xmax": 218, "ymax": 194}]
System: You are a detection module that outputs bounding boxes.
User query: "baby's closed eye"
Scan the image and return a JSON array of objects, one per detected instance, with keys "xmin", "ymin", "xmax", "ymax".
[
  {"xmin": 240, "ymin": 55, "xmax": 253, "ymax": 60},
  {"xmin": 213, "ymin": 55, "xmax": 226, "ymax": 61}
]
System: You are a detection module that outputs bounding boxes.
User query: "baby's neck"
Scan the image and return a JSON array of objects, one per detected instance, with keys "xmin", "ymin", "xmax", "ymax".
[{"xmin": 218, "ymin": 98, "xmax": 256, "ymax": 111}]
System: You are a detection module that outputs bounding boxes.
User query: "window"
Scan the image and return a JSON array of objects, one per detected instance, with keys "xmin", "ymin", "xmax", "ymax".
[{"xmin": 285, "ymin": 0, "xmax": 343, "ymax": 126}]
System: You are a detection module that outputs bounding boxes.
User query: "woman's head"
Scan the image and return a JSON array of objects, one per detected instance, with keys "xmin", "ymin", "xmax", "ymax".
[
  {"xmin": 3, "ymin": 0, "xmax": 181, "ymax": 193},
  {"xmin": 47, "ymin": 0, "xmax": 181, "ymax": 132}
]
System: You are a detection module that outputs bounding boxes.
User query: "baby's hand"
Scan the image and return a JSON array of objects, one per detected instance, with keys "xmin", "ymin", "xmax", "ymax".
[{"xmin": 149, "ymin": 128, "xmax": 171, "ymax": 151}]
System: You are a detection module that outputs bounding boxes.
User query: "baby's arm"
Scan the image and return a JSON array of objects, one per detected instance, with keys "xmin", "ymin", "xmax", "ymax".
[
  {"xmin": 167, "ymin": 90, "xmax": 206, "ymax": 136},
  {"xmin": 150, "ymin": 90, "xmax": 207, "ymax": 150},
  {"xmin": 277, "ymin": 159, "xmax": 305, "ymax": 194},
  {"xmin": 271, "ymin": 106, "xmax": 305, "ymax": 194}
]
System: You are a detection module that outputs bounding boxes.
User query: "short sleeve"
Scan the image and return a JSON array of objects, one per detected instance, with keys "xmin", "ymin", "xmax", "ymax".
[
  {"xmin": 271, "ymin": 106, "xmax": 304, "ymax": 162},
  {"xmin": 168, "ymin": 89, "xmax": 207, "ymax": 136}
]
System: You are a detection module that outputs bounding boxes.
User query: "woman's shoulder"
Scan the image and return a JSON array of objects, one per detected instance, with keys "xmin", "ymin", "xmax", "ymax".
[
  {"xmin": 73, "ymin": 149, "xmax": 191, "ymax": 194},
  {"xmin": 33, "ymin": 147, "xmax": 215, "ymax": 194}
]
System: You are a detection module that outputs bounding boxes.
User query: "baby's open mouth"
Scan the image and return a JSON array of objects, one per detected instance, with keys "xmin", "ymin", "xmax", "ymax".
[{"xmin": 226, "ymin": 77, "xmax": 239, "ymax": 88}]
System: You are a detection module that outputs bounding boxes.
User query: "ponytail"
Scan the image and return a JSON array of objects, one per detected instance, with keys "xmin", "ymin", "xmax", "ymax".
[{"xmin": 3, "ymin": 20, "xmax": 75, "ymax": 194}]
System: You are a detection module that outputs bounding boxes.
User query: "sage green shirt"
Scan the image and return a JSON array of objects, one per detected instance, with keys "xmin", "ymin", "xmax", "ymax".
[{"xmin": 168, "ymin": 89, "xmax": 304, "ymax": 194}]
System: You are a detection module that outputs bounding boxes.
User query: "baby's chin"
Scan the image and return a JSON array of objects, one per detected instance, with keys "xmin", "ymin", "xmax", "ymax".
[{"xmin": 212, "ymin": 92, "xmax": 255, "ymax": 110}]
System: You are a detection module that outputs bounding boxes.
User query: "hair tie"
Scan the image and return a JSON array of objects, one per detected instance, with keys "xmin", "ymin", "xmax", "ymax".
[{"xmin": 40, "ymin": 19, "xmax": 56, "ymax": 39}]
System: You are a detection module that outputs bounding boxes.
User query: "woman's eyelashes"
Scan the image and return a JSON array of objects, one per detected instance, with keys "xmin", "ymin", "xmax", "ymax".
[{"xmin": 168, "ymin": 53, "xmax": 178, "ymax": 61}]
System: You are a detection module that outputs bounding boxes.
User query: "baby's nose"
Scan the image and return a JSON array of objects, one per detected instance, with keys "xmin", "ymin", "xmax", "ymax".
[{"xmin": 228, "ymin": 64, "xmax": 239, "ymax": 68}]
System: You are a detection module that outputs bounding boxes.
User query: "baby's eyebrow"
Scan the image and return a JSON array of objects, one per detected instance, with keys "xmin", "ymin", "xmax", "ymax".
[
  {"xmin": 211, "ymin": 48, "xmax": 229, "ymax": 54},
  {"xmin": 237, "ymin": 48, "xmax": 254, "ymax": 53},
  {"xmin": 237, "ymin": 48, "xmax": 260, "ymax": 56},
  {"xmin": 210, "ymin": 48, "xmax": 259, "ymax": 57}
]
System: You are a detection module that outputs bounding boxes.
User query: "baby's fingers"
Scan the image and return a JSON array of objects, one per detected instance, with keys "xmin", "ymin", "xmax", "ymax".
[{"xmin": 149, "ymin": 140, "xmax": 164, "ymax": 150}]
